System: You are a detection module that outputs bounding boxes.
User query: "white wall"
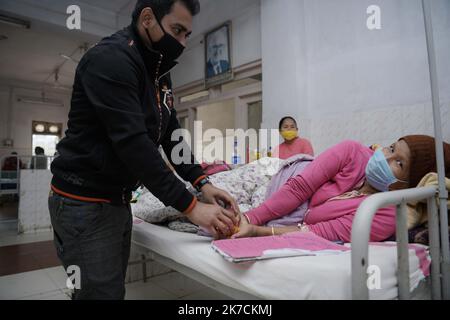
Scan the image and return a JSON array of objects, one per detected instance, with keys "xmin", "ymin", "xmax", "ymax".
[
  {"xmin": 0, "ymin": 91, "xmax": 9, "ymax": 146},
  {"xmin": 305, "ymin": 0, "xmax": 450, "ymax": 115},
  {"xmin": 0, "ymin": 83, "xmax": 71, "ymax": 160},
  {"xmin": 197, "ymin": 100, "xmax": 235, "ymax": 134},
  {"xmin": 171, "ymin": 0, "xmax": 261, "ymax": 88},
  {"xmin": 260, "ymin": 0, "xmax": 309, "ymax": 138},
  {"xmin": 18, "ymin": 170, "xmax": 52, "ymax": 233},
  {"xmin": 261, "ymin": 0, "xmax": 450, "ymax": 154},
  {"xmin": 195, "ymin": 99, "xmax": 236, "ymax": 163}
]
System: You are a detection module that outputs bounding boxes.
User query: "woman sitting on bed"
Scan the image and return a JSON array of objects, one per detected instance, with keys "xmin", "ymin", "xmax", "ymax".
[{"xmin": 232, "ymin": 135, "xmax": 450, "ymax": 243}]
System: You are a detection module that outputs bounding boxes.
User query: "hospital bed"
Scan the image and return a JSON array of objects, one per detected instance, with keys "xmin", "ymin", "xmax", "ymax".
[
  {"xmin": 0, "ymin": 171, "xmax": 19, "ymax": 195},
  {"xmin": 131, "ymin": 185, "xmax": 447, "ymax": 300}
]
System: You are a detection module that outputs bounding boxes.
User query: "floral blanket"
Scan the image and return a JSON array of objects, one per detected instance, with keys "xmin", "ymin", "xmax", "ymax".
[{"xmin": 131, "ymin": 157, "xmax": 283, "ymax": 233}]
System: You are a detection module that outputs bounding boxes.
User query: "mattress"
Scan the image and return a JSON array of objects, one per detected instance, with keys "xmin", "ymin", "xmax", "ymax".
[{"xmin": 131, "ymin": 217, "xmax": 430, "ymax": 300}]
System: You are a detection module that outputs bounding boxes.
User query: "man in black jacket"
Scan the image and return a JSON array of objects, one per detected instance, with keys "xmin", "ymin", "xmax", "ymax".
[{"xmin": 48, "ymin": 0, "xmax": 239, "ymax": 299}]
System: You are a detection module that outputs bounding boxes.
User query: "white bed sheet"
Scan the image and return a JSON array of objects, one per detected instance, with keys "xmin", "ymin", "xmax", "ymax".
[{"xmin": 131, "ymin": 218, "xmax": 430, "ymax": 300}]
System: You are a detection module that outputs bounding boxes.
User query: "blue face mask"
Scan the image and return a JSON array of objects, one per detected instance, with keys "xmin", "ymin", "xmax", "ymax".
[{"xmin": 365, "ymin": 149, "xmax": 406, "ymax": 192}]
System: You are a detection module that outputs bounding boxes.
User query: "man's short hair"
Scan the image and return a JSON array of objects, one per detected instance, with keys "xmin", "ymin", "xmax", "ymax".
[{"xmin": 132, "ymin": 0, "xmax": 200, "ymax": 25}]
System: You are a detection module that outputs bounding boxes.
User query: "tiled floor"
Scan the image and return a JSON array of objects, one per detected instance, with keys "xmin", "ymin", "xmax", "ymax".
[
  {"xmin": 0, "ymin": 201, "xmax": 18, "ymax": 221},
  {"xmin": 0, "ymin": 219, "xmax": 231, "ymax": 300},
  {"xmin": 0, "ymin": 266, "xmax": 231, "ymax": 300},
  {"xmin": 0, "ymin": 240, "xmax": 60, "ymax": 276},
  {"xmin": 0, "ymin": 267, "xmax": 72, "ymax": 300},
  {"xmin": 0, "ymin": 220, "xmax": 53, "ymax": 247}
]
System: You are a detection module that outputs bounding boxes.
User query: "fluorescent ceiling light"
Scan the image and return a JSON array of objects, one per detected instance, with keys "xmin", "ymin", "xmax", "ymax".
[
  {"xmin": 49, "ymin": 125, "xmax": 60, "ymax": 133},
  {"xmin": 34, "ymin": 124, "xmax": 45, "ymax": 133},
  {"xmin": 17, "ymin": 96, "xmax": 64, "ymax": 107},
  {"xmin": 60, "ymin": 54, "xmax": 80, "ymax": 64},
  {"xmin": 0, "ymin": 14, "xmax": 30, "ymax": 29}
]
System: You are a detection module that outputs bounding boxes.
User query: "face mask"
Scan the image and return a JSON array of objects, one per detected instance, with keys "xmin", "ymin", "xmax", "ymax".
[
  {"xmin": 365, "ymin": 149, "xmax": 407, "ymax": 192},
  {"xmin": 281, "ymin": 130, "xmax": 298, "ymax": 141},
  {"xmin": 145, "ymin": 19, "xmax": 185, "ymax": 62}
]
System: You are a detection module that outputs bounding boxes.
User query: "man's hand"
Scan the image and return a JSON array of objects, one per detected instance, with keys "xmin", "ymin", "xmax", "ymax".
[
  {"xmin": 231, "ymin": 213, "xmax": 256, "ymax": 239},
  {"xmin": 200, "ymin": 183, "xmax": 240, "ymax": 215},
  {"xmin": 187, "ymin": 201, "xmax": 239, "ymax": 239}
]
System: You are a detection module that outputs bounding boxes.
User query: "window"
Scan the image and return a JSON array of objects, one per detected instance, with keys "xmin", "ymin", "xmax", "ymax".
[
  {"xmin": 248, "ymin": 101, "xmax": 262, "ymax": 131},
  {"xmin": 31, "ymin": 121, "xmax": 62, "ymax": 157}
]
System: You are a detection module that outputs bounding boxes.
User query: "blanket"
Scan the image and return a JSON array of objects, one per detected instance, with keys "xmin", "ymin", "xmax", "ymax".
[
  {"xmin": 407, "ymin": 172, "xmax": 450, "ymax": 230},
  {"xmin": 265, "ymin": 154, "xmax": 314, "ymax": 226},
  {"xmin": 131, "ymin": 157, "xmax": 283, "ymax": 233}
]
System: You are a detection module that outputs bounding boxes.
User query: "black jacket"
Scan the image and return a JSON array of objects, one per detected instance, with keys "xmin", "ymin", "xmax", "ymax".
[{"xmin": 51, "ymin": 25, "xmax": 204, "ymax": 212}]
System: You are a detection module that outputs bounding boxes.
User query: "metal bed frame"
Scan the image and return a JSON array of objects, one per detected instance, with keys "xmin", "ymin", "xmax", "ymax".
[
  {"xmin": 132, "ymin": 243, "xmax": 260, "ymax": 300},
  {"xmin": 352, "ymin": 186, "xmax": 449, "ymax": 300}
]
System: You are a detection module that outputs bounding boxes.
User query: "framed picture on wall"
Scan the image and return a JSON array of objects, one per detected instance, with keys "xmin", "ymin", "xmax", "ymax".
[{"xmin": 205, "ymin": 22, "xmax": 233, "ymax": 88}]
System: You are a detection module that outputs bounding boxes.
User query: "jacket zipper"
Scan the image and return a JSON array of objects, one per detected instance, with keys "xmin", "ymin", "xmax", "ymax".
[
  {"xmin": 154, "ymin": 54, "xmax": 175, "ymax": 144},
  {"xmin": 155, "ymin": 53, "xmax": 163, "ymax": 143}
]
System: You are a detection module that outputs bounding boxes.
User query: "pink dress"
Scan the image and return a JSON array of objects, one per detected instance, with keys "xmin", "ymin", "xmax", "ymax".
[
  {"xmin": 273, "ymin": 137, "xmax": 314, "ymax": 159},
  {"xmin": 246, "ymin": 140, "xmax": 396, "ymax": 242}
]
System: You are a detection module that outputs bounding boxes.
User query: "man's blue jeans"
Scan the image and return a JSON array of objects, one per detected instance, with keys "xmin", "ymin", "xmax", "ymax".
[{"xmin": 48, "ymin": 192, "xmax": 132, "ymax": 300}]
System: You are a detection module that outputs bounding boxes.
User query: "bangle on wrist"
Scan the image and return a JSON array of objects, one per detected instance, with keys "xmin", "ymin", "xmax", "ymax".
[
  {"xmin": 194, "ymin": 176, "xmax": 211, "ymax": 192},
  {"xmin": 271, "ymin": 226, "xmax": 275, "ymax": 236}
]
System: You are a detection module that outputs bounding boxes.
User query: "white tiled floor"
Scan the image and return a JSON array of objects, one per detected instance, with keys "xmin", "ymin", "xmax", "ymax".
[
  {"xmin": 0, "ymin": 266, "xmax": 232, "ymax": 300},
  {"xmin": 151, "ymin": 272, "xmax": 207, "ymax": 298},
  {"xmin": 0, "ymin": 268, "xmax": 68, "ymax": 300},
  {"xmin": 125, "ymin": 280, "xmax": 177, "ymax": 300},
  {"xmin": 0, "ymin": 220, "xmax": 53, "ymax": 247},
  {"xmin": 0, "ymin": 219, "xmax": 232, "ymax": 300}
]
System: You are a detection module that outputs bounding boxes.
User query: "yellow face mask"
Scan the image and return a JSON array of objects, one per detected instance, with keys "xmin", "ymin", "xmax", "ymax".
[{"xmin": 281, "ymin": 130, "xmax": 298, "ymax": 141}]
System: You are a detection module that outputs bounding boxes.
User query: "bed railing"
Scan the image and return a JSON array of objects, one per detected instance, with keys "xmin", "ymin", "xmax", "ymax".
[
  {"xmin": 0, "ymin": 155, "xmax": 21, "ymax": 196},
  {"xmin": 1, "ymin": 155, "xmax": 55, "ymax": 196},
  {"xmin": 351, "ymin": 186, "xmax": 448, "ymax": 300}
]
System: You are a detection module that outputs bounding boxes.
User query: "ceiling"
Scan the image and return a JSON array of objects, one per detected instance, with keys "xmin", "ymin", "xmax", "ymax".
[
  {"xmin": 0, "ymin": 0, "xmax": 136, "ymax": 90},
  {"xmin": 0, "ymin": 20, "xmax": 98, "ymax": 89},
  {"xmin": 78, "ymin": 0, "xmax": 135, "ymax": 14},
  {"xmin": 0, "ymin": 0, "xmax": 214, "ymax": 90}
]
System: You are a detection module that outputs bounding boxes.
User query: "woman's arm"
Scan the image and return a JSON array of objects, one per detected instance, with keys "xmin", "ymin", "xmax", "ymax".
[
  {"xmin": 232, "ymin": 224, "xmax": 303, "ymax": 238},
  {"xmin": 235, "ymin": 206, "xmax": 395, "ymax": 242},
  {"xmin": 231, "ymin": 214, "xmax": 308, "ymax": 238},
  {"xmin": 307, "ymin": 206, "xmax": 396, "ymax": 242},
  {"xmin": 255, "ymin": 225, "xmax": 301, "ymax": 237},
  {"xmin": 246, "ymin": 140, "xmax": 363, "ymax": 226}
]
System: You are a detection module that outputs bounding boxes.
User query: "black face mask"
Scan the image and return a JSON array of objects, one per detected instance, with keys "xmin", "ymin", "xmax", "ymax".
[{"xmin": 145, "ymin": 19, "xmax": 185, "ymax": 62}]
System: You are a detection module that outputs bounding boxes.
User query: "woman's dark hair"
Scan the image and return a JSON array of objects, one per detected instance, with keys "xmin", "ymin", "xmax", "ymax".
[
  {"xmin": 132, "ymin": 0, "xmax": 200, "ymax": 24},
  {"xmin": 279, "ymin": 116, "xmax": 298, "ymax": 130}
]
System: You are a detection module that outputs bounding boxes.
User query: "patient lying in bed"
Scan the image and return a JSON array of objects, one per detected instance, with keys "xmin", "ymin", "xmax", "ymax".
[
  {"xmin": 132, "ymin": 135, "xmax": 449, "ymax": 244},
  {"xmin": 233, "ymin": 135, "xmax": 450, "ymax": 243}
]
